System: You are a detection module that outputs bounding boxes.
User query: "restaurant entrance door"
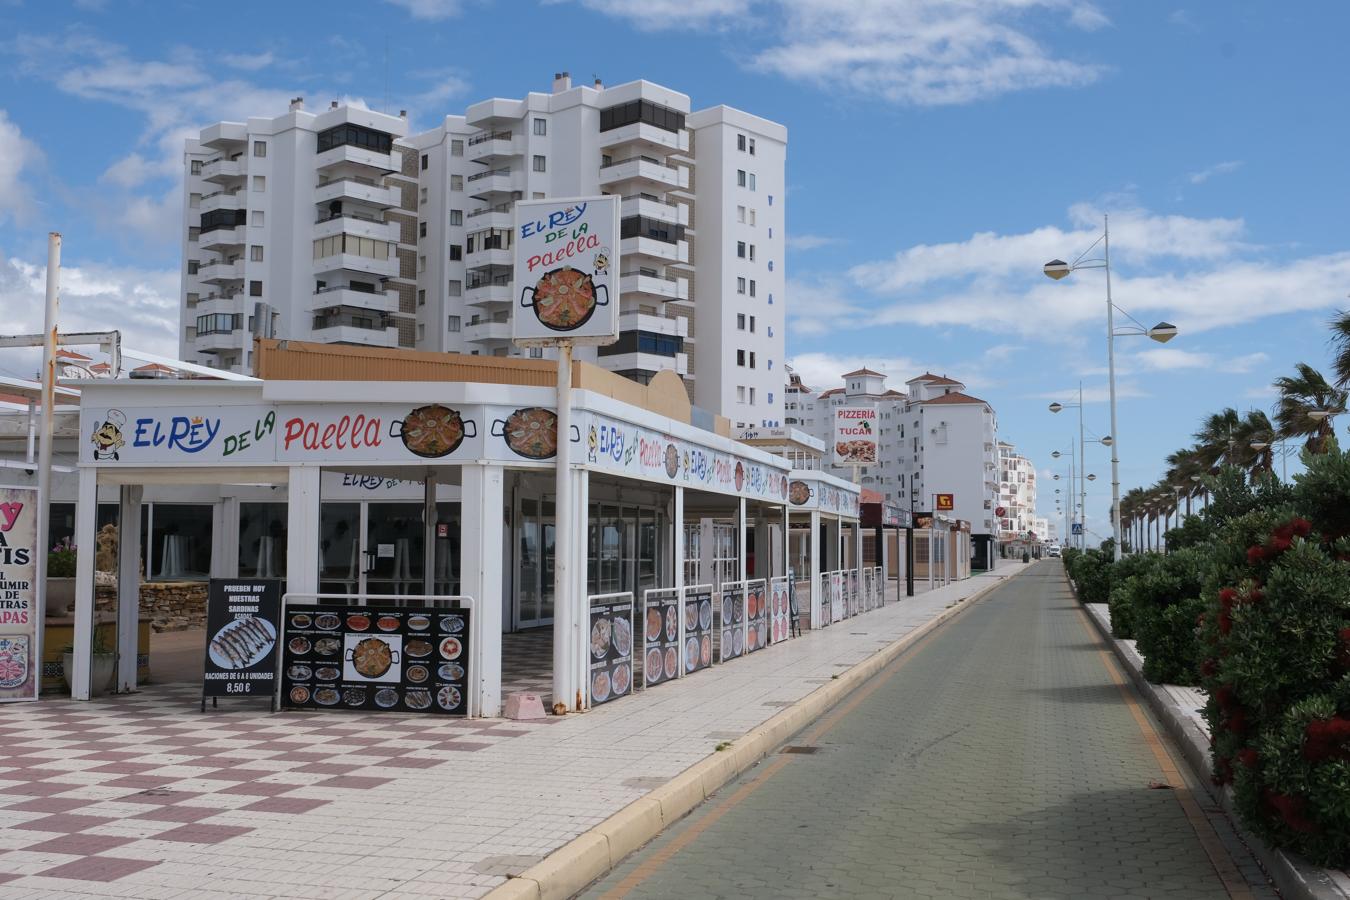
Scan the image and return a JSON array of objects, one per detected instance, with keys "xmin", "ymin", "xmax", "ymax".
[
  {"xmin": 516, "ymin": 497, "xmax": 556, "ymax": 629},
  {"xmin": 317, "ymin": 500, "xmax": 460, "ymax": 597}
]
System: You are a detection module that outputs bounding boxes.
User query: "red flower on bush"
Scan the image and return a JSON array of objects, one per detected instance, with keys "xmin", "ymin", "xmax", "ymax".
[
  {"xmin": 1290, "ymin": 517, "xmax": 1312, "ymax": 537},
  {"xmin": 1247, "ymin": 545, "xmax": 1266, "ymax": 565},
  {"xmin": 1218, "ymin": 587, "xmax": 1238, "ymax": 610},
  {"xmin": 1228, "ymin": 709, "xmax": 1249, "ymax": 736},
  {"xmin": 1237, "ymin": 748, "xmax": 1260, "ymax": 768},
  {"xmin": 1303, "ymin": 717, "xmax": 1350, "ymax": 763},
  {"xmin": 1270, "ymin": 536, "xmax": 1293, "ymax": 554},
  {"xmin": 1218, "ymin": 610, "xmax": 1233, "ymax": 635},
  {"xmin": 1246, "ymin": 587, "xmax": 1265, "ymax": 604},
  {"xmin": 1215, "ymin": 684, "xmax": 1237, "ymax": 710},
  {"xmin": 1265, "ymin": 791, "xmax": 1321, "ymax": 834}
]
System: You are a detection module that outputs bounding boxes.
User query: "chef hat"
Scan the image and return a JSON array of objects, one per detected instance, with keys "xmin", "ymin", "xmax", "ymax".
[{"xmin": 105, "ymin": 409, "xmax": 126, "ymax": 427}]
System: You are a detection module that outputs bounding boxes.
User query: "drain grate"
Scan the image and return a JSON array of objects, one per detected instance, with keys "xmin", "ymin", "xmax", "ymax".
[{"xmin": 780, "ymin": 745, "xmax": 820, "ymax": 754}]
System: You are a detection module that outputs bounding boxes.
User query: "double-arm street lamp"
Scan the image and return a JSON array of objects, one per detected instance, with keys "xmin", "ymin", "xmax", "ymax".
[{"xmin": 1044, "ymin": 214, "xmax": 1179, "ymax": 562}]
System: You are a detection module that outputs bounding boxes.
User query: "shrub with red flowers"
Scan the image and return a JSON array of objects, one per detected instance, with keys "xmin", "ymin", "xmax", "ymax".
[{"xmin": 1199, "ymin": 449, "xmax": 1350, "ymax": 866}]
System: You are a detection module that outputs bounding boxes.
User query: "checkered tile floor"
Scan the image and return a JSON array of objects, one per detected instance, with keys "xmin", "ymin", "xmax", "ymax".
[{"xmin": 0, "ymin": 682, "xmax": 552, "ymax": 891}]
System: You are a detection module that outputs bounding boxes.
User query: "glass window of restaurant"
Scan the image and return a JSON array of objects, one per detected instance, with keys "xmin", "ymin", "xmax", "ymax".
[
  {"xmin": 587, "ymin": 504, "xmax": 664, "ymax": 598},
  {"xmin": 238, "ymin": 503, "xmax": 287, "ymax": 579},
  {"xmin": 148, "ymin": 504, "xmax": 213, "ymax": 580}
]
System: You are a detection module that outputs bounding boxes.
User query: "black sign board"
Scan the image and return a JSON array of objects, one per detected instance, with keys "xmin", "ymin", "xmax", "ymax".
[
  {"xmin": 642, "ymin": 591, "xmax": 681, "ymax": 689},
  {"xmin": 744, "ymin": 580, "xmax": 767, "ymax": 654},
  {"xmin": 279, "ymin": 605, "xmax": 470, "ymax": 715},
  {"xmin": 720, "ymin": 585, "xmax": 746, "ymax": 662},
  {"xmin": 683, "ymin": 588, "xmax": 714, "ymax": 675},
  {"xmin": 202, "ymin": 579, "xmax": 282, "ymax": 709},
  {"xmin": 588, "ymin": 598, "xmax": 633, "ymax": 706}
]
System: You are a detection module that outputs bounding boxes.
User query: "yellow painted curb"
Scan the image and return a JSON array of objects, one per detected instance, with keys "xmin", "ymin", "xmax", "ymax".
[{"xmin": 486, "ymin": 571, "xmax": 1019, "ymax": 900}]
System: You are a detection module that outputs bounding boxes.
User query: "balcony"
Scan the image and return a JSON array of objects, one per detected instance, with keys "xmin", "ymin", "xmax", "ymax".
[
  {"xmin": 199, "ymin": 226, "xmax": 245, "ymax": 252},
  {"xmin": 195, "ymin": 292, "xmax": 243, "ymax": 317},
  {"xmin": 201, "ymin": 157, "xmax": 243, "ymax": 184},
  {"xmin": 193, "ymin": 328, "xmax": 245, "ymax": 354},
  {"xmin": 197, "ymin": 260, "xmax": 244, "ymax": 284},
  {"xmin": 199, "ymin": 190, "xmax": 242, "ymax": 214},
  {"xmin": 598, "ymin": 351, "xmax": 688, "ymax": 377},
  {"xmin": 310, "ymin": 324, "xmax": 400, "ymax": 347},
  {"xmin": 619, "ymin": 236, "xmax": 688, "ymax": 264},
  {"xmin": 465, "ymin": 245, "xmax": 513, "ymax": 269},
  {"xmin": 310, "ymin": 286, "xmax": 401, "ymax": 315},
  {"xmin": 464, "ymin": 318, "xmax": 512, "ymax": 343},
  {"xmin": 467, "ymin": 131, "xmax": 518, "ymax": 163},
  {"xmin": 465, "ymin": 205, "xmax": 513, "ymax": 230},
  {"xmin": 598, "ymin": 122, "xmax": 689, "ymax": 154},
  {"xmin": 312, "ymin": 253, "xmax": 399, "ymax": 280},
  {"xmin": 617, "ymin": 311, "xmax": 687, "ymax": 338},
  {"xmin": 315, "ymin": 176, "xmax": 399, "ymax": 209},
  {"xmin": 598, "ymin": 156, "xmax": 686, "ymax": 191},
  {"xmin": 619, "ymin": 270, "xmax": 688, "ymax": 302},
  {"xmin": 465, "ymin": 279, "xmax": 512, "ymax": 309},
  {"xmin": 314, "ymin": 144, "xmax": 397, "ymax": 174},
  {"xmin": 466, "ymin": 167, "xmax": 517, "ymax": 200},
  {"xmin": 620, "ymin": 194, "xmax": 686, "ymax": 226},
  {"xmin": 314, "ymin": 213, "xmax": 399, "ymax": 244}
]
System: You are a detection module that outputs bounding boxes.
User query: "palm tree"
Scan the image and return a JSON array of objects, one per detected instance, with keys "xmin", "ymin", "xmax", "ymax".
[
  {"xmin": 1164, "ymin": 447, "xmax": 1203, "ymax": 515},
  {"xmin": 1328, "ymin": 309, "xmax": 1350, "ymax": 388},
  {"xmin": 1234, "ymin": 409, "xmax": 1277, "ymax": 474},
  {"xmin": 1273, "ymin": 363, "xmax": 1346, "ymax": 453},
  {"xmin": 1193, "ymin": 408, "xmax": 1242, "ymax": 470}
]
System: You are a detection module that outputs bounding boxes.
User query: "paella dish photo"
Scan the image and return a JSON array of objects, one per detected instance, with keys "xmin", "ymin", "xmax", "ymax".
[
  {"xmin": 499, "ymin": 407, "xmax": 560, "ymax": 459},
  {"xmin": 393, "ymin": 404, "xmax": 471, "ymax": 458},
  {"xmin": 530, "ymin": 266, "xmax": 600, "ymax": 331}
]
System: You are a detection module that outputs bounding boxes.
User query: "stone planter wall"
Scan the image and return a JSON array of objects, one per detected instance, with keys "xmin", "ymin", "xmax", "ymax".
[{"xmin": 93, "ymin": 582, "xmax": 208, "ymax": 632}]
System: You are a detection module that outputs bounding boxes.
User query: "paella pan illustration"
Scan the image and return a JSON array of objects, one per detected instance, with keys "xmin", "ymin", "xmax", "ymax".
[
  {"xmin": 490, "ymin": 407, "xmax": 582, "ymax": 460},
  {"xmin": 520, "ymin": 266, "xmax": 610, "ymax": 332},
  {"xmin": 389, "ymin": 405, "xmax": 476, "ymax": 458}
]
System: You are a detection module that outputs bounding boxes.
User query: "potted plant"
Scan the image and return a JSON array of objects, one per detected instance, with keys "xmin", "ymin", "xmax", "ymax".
[
  {"xmin": 45, "ymin": 537, "xmax": 77, "ymax": 618},
  {"xmin": 60, "ymin": 627, "xmax": 117, "ymax": 697}
]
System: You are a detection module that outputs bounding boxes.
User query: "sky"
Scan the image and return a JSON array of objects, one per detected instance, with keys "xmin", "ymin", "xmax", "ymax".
[{"xmin": 0, "ymin": 0, "xmax": 1347, "ymax": 539}]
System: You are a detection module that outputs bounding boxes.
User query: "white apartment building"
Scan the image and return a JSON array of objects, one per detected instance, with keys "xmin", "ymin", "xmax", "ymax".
[
  {"xmin": 181, "ymin": 101, "xmax": 418, "ymax": 372},
  {"xmin": 178, "ymin": 75, "xmax": 787, "ymax": 426},
  {"xmin": 996, "ymin": 441, "xmax": 1039, "ymax": 547}
]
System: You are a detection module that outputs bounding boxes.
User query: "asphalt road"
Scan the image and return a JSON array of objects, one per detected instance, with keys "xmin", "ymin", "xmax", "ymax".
[{"xmin": 581, "ymin": 561, "xmax": 1276, "ymax": 900}]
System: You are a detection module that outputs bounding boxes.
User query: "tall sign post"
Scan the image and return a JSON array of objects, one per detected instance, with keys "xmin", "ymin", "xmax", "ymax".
[
  {"xmin": 512, "ymin": 196, "xmax": 620, "ymax": 713},
  {"xmin": 833, "ymin": 407, "xmax": 877, "ymax": 586}
]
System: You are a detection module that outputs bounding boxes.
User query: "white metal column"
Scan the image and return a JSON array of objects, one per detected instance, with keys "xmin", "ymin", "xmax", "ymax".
[
  {"xmin": 673, "ymin": 486, "xmax": 685, "ymax": 595},
  {"xmin": 70, "ymin": 466, "xmax": 98, "ymax": 700},
  {"xmin": 738, "ymin": 498, "xmax": 747, "ymax": 585},
  {"xmin": 210, "ymin": 495, "xmax": 239, "ymax": 578},
  {"xmin": 808, "ymin": 509, "xmax": 821, "ymax": 628},
  {"xmin": 462, "ymin": 464, "xmax": 504, "ymax": 717},
  {"xmin": 422, "ymin": 472, "xmax": 437, "ymax": 595},
  {"xmin": 116, "ymin": 485, "xmax": 143, "ymax": 693},
  {"xmin": 570, "ymin": 468, "xmax": 589, "ymax": 710},
  {"xmin": 285, "ymin": 467, "xmax": 321, "ymax": 597}
]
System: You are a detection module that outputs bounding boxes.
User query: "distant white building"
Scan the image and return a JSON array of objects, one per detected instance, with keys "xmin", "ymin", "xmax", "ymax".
[{"xmin": 997, "ymin": 441, "xmax": 1039, "ymax": 547}]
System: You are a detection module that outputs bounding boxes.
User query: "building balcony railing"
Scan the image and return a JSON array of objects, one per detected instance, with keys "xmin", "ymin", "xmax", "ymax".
[
  {"xmin": 310, "ymin": 285, "xmax": 401, "ymax": 314},
  {"xmin": 200, "ymin": 157, "xmax": 243, "ymax": 184},
  {"xmin": 315, "ymin": 176, "xmax": 399, "ymax": 209},
  {"xmin": 598, "ymin": 156, "xmax": 686, "ymax": 190},
  {"xmin": 314, "ymin": 143, "xmax": 396, "ymax": 174}
]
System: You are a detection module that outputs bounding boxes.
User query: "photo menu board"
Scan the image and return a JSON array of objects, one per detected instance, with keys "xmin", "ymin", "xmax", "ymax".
[
  {"xmin": 744, "ymin": 580, "xmax": 767, "ymax": 654},
  {"xmin": 831, "ymin": 573, "xmax": 845, "ymax": 623},
  {"xmin": 769, "ymin": 577, "xmax": 791, "ymax": 644},
  {"xmin": 280, "ymin": 605, "xmax": 469, "ymax": 715},
  {"xmin": 589, "ymin": 596, "xmax": 633, "ymax": 706},
  {"xmin": 850, "ymin": 570, "xmax": 860, "ymax": 616},
  {"xmin": 642, "ymin": 590, "xmax": 681, "ymax": 689},
  {"xmin": 202, "ymin": 579, "xmax": 281, "ymax": 704},
  {"xmin": 683, "ymin": 587, "xmax": 713, "ymax": 675},
  {"xmin": 720, "ymin": 584, "xmax": 745, "ymax": 663}
]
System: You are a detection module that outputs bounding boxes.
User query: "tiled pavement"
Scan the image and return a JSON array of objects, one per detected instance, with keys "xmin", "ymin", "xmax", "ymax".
[{"xmin": 0, "ymin": 571, "xmax": 1004, "ymax": 899}]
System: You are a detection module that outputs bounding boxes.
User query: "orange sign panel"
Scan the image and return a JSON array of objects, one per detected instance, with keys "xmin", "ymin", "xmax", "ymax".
[{"xmin": 935, "ymin": 493, "xmax": 954, "ymax": 511}]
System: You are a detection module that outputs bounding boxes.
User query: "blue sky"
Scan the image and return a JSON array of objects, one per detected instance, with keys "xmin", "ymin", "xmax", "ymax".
[{"xmin": 0, "ymin": 0, "xmax": 1346, "ymax": 537}]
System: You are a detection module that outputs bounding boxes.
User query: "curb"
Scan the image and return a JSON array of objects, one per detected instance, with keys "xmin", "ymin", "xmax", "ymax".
[
  {"xmin": 485, "ymin": 570, "xmax": 1021, "ymax": 900},
  {"xmin": 1071, "ymin": 576, "xmax": 1350, "ymax": 900}
]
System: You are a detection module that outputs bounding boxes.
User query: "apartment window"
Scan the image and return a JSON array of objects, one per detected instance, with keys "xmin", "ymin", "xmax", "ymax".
[
  {"xmin": 737, "ymin": 134, "xmax": 746, "ymax": 151},
  {"xmin": 447, "ymin": 279, "xmax": 462, "ymax": 297},
  {"xmin": 737, "ymin": 170, "xmax": 746, "ymax": 187},
  {"xmin": 199, "ymin": 208, "xmax": 245, "ymax": 234},
  {"xmin": 749, "ymin": 279, "xmax": 756, "ymax": 297},
  {"xmin": 449, "ymin": 244, "xmax": 462, "ymax": 261},
  {"xmin": 768, "ymin": 194, "xmax": 774, "ymax": 206},
  {"xmin": 533, "ymin": 155, "xmax": 547, "ymax": 173},
  {"xmin": 767, "ymin": 325, "xmax": 772, "ymax": 337},
  {"xmin": 736, "ymin": 205, "xmax": 746, "ymax": 224},
  {"xmin": 311, "ymin": 235, "xmax": 390, "ymax": 260},
  {"xmin": 767, "ymin": 359, "xmax": 773, "ymax": 371},
  {"xmin": 419, "ymin": 187, "xmax": 428, "ymax": 205},
  {"xmin": 749, "ymin": 244, "xmax": 756, "ymax": 261},
  {"xmin": 189, "ymin": 193, "xmax": 201, "ymax": 208},
  {"xmin": 749, "ymin": 315, "xmax": 756, "ymax": 332},
  {"xmin": 187, "ymin": 260, "xmax": 199, "ymax": 275},
  {"xmin": 749, "ymin": 209, "xmax": 756, "ymax": 226},
  {"xmin": 736, "ymin": 314, "xmax": 745, "ymax": 330},
  {"xmin": 421, "ymin": 153, "xmax": 429, "ymax": 171},
  {"xmin": 251, "ymin": 210, "xmax": 264, "ymax": 226},
  {"xmin": 598, "ymin": 99, "xmax": 685, "ymax": 134},
  {"xmin": 768, "ymin": 260, "xmax": 774, "ymax": 271},
  {"xmin": 749, "ymin": 387, "xmax": 756, "ymax": 405},
  {"xmin": 190, "ymin": 160, "xmax": 203, "ymax": 175},
  {"xmin": 249, "ymin": 280, "xmax": 263, "ymax": 297},
  {"xmin": 451, "ymin": 139, "xmax": 464, "ymax": 156},
  {"xmin": 533, "ymin": 192, "xmax": 545, "ymax": 199},
  {"xmin": 749, "ymin": 137, "xmax": 756, "ymax": 155},
  {"xmin": 250, "ymin": 245, "xmax": 264, "ymax": 262},
  {"xmin": 447, "ymin": 315, "xmax": 461, "ymax": 332},
  {"xmin": 317, "ymin": 123, "xmax": 392, "ymax": 154},
  {"xmin": 737, "ymin": 386, "xmax": 745, "ymax": 403},
  {"xmin": 736, "ymin": 277, "xmax": 746, "ymax": 294},
  {"xmin": 529, "ymin": 347, "xmax": 543, "ymax": 359},
  {"xmin": 188, "ymin": 227, "xmax": 200, "ymax": 242},
  {"xmin": 737, "ymin": 241, "xmax": 746, "ymax": 259},
  {"xmin": 195, "ymin": 313, "xmax": 242, "ymax": 335},
  {"xmin": 450, "ymin": 174, "xmax": 463, "ymax": 191},
  {"xmin": 449, "ymin": 209, "xmax": 462, "ymax": 226},
  {"xmin": 252, "ymin": 176, "xmax": 265, "ymax": 192},
  {"xmin": 737, "ymin": 349, "xmax": 746, "ymax": 366},
  {"xmin": 418, "ymin": 289, "xmax": 426, "ymax": 307},
  {"xmin": 619, "ymin": 216, "xmax": 685, "ymax": 243},
  {"xmin": 533, "ymin": 117, "xmax": 547, "ymax": 136},
  {"xmin": 768, "ymin": 292, "xmax": 774, "ymax": 304},
  {"xmin": 252, "ymin": 140, "xmax": 266, "ymax": 158},
  {"xmin": 418, "ymin": 255, "xmax": 426, "ymax": 273},
  {"xmin": 417, "ymin": 323, "xmax": 426, "ymax": 341},
  {"xmin": 749, "ymin": 173, "xmax": 756, "ymax": 191},
  {"xmin": 419, "ymin": 222, "xmax": 427, "ymax": 238}
]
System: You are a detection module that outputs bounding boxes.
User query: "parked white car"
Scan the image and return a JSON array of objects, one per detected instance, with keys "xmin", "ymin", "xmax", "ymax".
[{"xmin": 1046, "ymin": 545, "xmax": 1062, "ymax": 558}]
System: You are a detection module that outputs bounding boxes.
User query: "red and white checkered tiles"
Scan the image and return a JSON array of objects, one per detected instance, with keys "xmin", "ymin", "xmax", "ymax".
[{"xmin": 0, "ymin": 683, "xmax": 546, "ymax": 890}]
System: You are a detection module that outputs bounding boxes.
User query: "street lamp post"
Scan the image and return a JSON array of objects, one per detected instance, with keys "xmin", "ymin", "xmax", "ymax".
[{"xmin": 1045, "ymin": 214, "xmax": 1179, "ymax": 563}]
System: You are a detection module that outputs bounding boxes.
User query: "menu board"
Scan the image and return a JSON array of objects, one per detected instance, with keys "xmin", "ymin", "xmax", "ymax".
[
  {"xmin": 744, "ymin": 580, "xmax": 767, "ymax": 654},
  {"xmin": 683, "ymin": 587, "xmax": 714, "ymax": 675},
  {"xmin": 0, "ymin": 487, "xmax": 37, "ymax": 703},
  {"xmin": 769, "ymin": 577, "xmax": 791, "ymax": 644},
  {"xmin": 642, "ymin": 590, "xmax": 681, "ymax": 688},
  {"xmin": 720, "ymin": 584, "xmax": 745, "ymax": 663},
  {"xmin": 280, "ymin": 605, "xmax": 470, "ymax": 715},
  {"xmin": 589, "ymin": 597, "xmax": 633, "ymax": 706},
  {"xmin": 850, "ymin": 570, "xmax": 861, "ymax": 615},
  {"xmin": 830, "ymin": 573, "xmax": 844, "ymax": 623},
  {"xmin": 202, "ymin": 579, "xmax": 281, "ymax": 702}
]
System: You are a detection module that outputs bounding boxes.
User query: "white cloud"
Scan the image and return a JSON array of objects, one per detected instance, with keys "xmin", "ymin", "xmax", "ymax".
[
  {"xmin": 786, "ymin": 234, "xmax": 843, "ymax": 251},
  {"xmin": 222, "ymin": 51, "xmax": 275, "ymax": 72},
  {"xmin": 411, "ymin": 68, "xmax": 472, "ymax": 112},
  {"xmin": 0, "ymin": 110, "xmax": 42, "ymax": 223},
  {"xmin": 384, "ymin": 0, "xmax": 465, "ymax": 19},
  {"xmin": 1129, "ymin": 347, "xmax": 1267, "ymax": 374},
  {"xmin": 1188, "ymin": 160, "xmax": 1242, "ymax": 184},
  {"xmin": 785, "ymin": 352, "xmax": 926, "ymax": 393},
  {"xmin": 0, "ymin": 253, "xmax": 180, "ymax": 359},
  {"xmin": 568, "ymin": 0, "xmax": 753, "ymax": 30}
]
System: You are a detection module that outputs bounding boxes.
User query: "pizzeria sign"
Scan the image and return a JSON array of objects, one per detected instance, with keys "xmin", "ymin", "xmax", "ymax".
[
  {"xmin": 833, "ymin": 407, "xmax": 878, "ymax": 466},
  {"xmin": 512, "ymin": 196, "xmax": 620, "ymax": 346}
]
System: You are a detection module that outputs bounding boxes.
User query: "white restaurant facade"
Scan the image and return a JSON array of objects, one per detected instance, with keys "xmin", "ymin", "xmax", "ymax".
[{"xmin": 59, "ymin": 354, "xmax": 863, "ymax": 716}]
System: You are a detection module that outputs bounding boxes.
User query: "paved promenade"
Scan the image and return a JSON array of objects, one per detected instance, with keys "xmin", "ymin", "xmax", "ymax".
[
  {"xmin": 584, "ymin": 562, "xmax": 1277, "ymax": 899},
  {"xmin": 0, "ymin": 570, "xmax": 1003, "ymax": 899}
]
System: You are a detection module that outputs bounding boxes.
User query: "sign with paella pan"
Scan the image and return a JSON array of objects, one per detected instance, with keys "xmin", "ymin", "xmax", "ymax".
[
  {"xmin": 719, "ymin": 583, "xmax": 746, "ymax": 663},
  {"xmin": 589, "ymin": 593, "xmax": 634, "ymax": 706},
  {"xmin": 512, "ymin": 196, "xmax": 620, "ymax": 346},
  {"xmin": 744, "ymin": 579, "xmax": 768, "ymax": 654},
  {"xmin": 682, "ymin": 585, "xmax": 714, "ymax": 675},
  {"xmin": 279, "ymin": 604, "xmax": 470, "ymax": 715},
  {"xmin": 201, "ymin": 579, "xmax": 281, "ymax": 705},
  {"xmin": 641, "ymin": 589, "xmax": 681, "ymax": 689}
]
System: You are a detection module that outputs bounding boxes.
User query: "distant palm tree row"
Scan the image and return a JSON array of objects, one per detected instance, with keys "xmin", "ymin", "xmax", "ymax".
[{"xmin": 1119, "ymin": 312, "xmax": 1350, "ymax": 551}]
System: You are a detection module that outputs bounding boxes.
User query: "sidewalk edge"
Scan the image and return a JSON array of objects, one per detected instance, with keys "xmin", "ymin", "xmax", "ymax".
[
  {"xmin": 486, "ymin": 570, "xmax": 1019, "ymax": 900},
  {"xmin": 1072, "ymin": 576, "xmax": 1350, "ymax": 900}
]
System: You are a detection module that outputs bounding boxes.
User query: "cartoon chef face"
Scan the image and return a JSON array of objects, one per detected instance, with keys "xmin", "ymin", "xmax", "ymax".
[
  {"xmin": 91, "ymin": 409, "xmax": 126, "ymax": 460},
  {"xmin": 593, "ymin": 248, "xmax": 610, "ymax": 276}
]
